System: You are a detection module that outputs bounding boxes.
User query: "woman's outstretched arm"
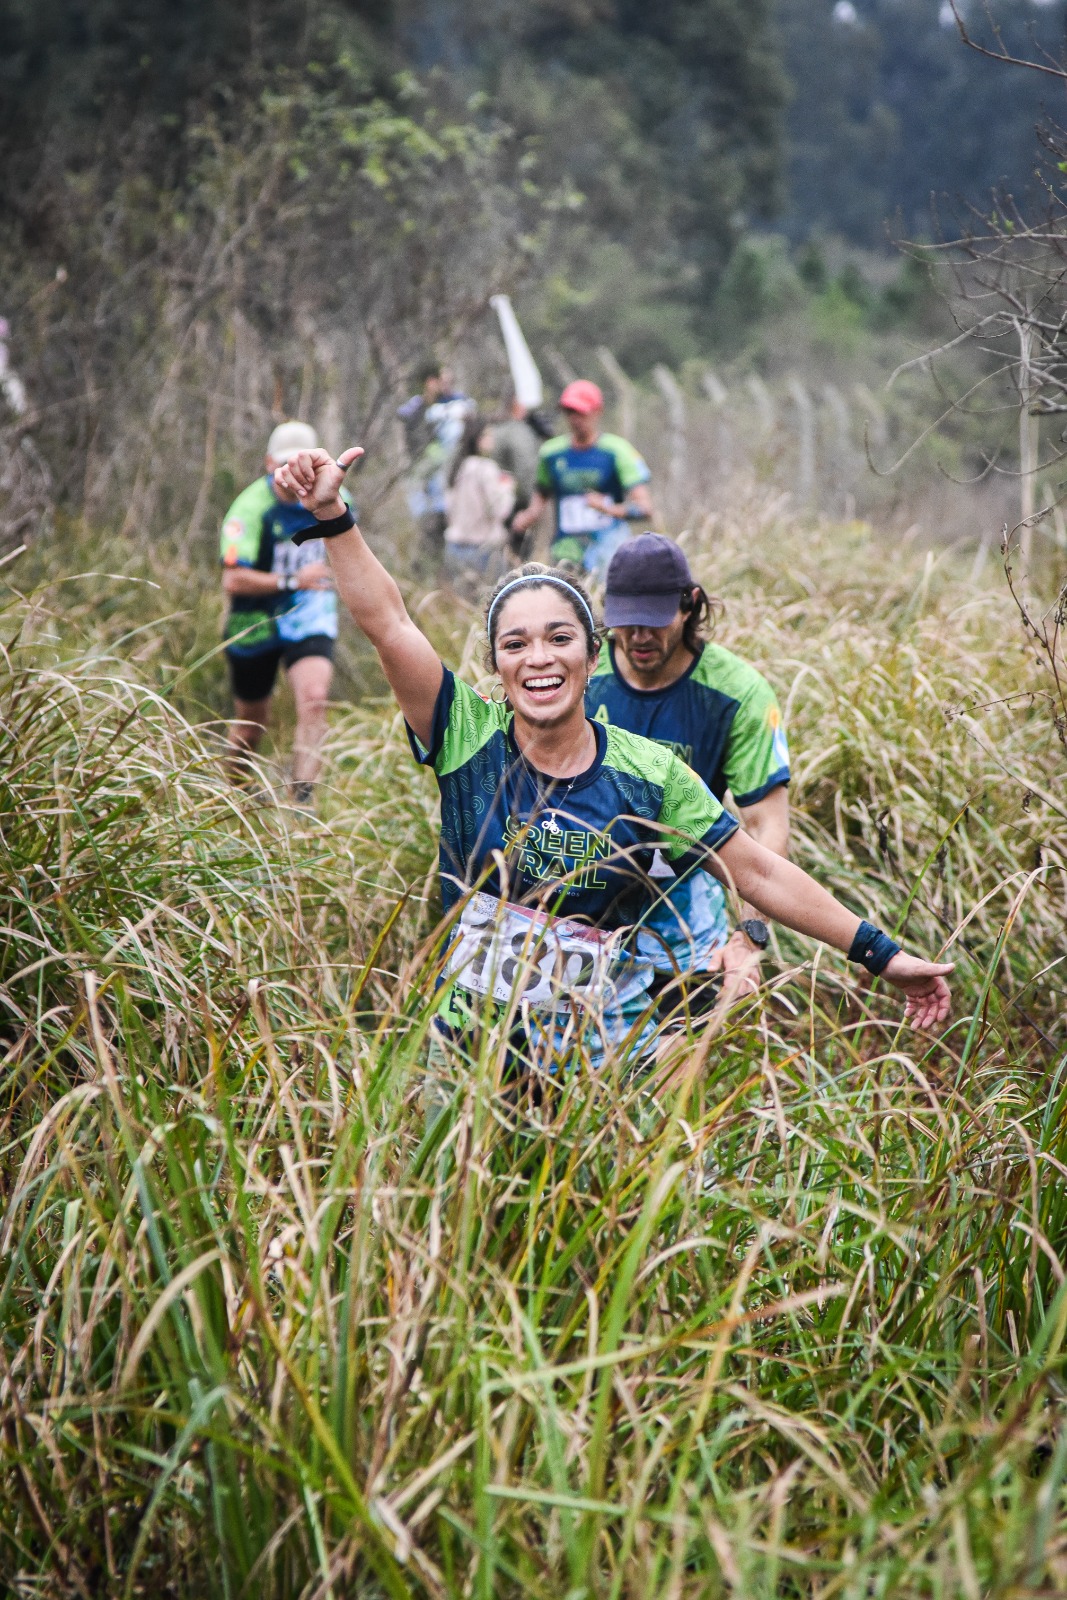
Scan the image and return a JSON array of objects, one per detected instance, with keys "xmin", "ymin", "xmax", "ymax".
[
  {"xmin": 276, "ymin": 447, "xmax": 443, "ymax": 747},
  {"xmin": 712, "ymin": 828, "xmax": 953, "ymax": 1030}
]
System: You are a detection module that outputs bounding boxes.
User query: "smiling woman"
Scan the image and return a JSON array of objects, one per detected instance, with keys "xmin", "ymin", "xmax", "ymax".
[{"xmin": 276, "ymin": 446, "xmax": 954, "ymax": 1071}]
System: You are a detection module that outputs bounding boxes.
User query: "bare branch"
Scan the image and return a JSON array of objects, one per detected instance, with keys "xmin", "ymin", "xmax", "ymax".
[
  {"xmin": 884, "ymin": 316, "xmax": 999, "ymax": 389},
  {"xmin": 949, "ymin": 0, "xmax": 1067, "ymax": 82}
]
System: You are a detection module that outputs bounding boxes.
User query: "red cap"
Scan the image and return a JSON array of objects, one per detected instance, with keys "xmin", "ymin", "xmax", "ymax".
[{"xmin": 559, "ymin": 379, "xmax": 604, "ymax": 415}]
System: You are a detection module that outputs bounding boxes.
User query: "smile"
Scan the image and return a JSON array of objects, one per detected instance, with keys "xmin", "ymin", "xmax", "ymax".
[{"xmin": 523, "ymin": 675, "xmax": 565, "ymax": 692}]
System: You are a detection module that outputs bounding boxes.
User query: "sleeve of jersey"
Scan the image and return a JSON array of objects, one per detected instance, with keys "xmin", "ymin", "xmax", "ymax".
[
  {"xmin": 657, "ymin": 757, "xmax": 739, "ymax": 865},
  {"xmin": 219, "ymin": 489, "xmax": 263, "ymax": 568},
  {"xmin": 534, "ymin": 442, "xmax": 557, "ymax": 494},
  {"xmin": 612, "ymin": 439, "xmax": 652, "ymax": 492},
  {"xmin": 405, "ymin": 670, "xmax": 500, "ymax": 775},
  {"xmin": 725, "ymin": 680, "xmax": 791, "ymax": 808}
]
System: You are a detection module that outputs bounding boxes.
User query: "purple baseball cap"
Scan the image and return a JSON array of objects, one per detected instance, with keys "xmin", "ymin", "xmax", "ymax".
[{"xmin": 603, "ymin": 534, "xmax": 696, "ymax": 627}]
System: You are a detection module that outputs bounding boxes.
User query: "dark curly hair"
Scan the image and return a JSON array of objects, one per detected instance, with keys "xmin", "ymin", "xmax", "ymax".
[
  {"xmin": 680, "ymin": 585, "xmax": 724, "ymax": 654},
  {"xmin": 483, "ymin": 563, "xmax": 602, "ymax": 670}
]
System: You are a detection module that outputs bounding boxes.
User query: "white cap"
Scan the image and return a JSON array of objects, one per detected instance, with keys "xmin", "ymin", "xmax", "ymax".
[{"xmin": 266, "ymin": 420, "xmax": 318, "ymax": 463}]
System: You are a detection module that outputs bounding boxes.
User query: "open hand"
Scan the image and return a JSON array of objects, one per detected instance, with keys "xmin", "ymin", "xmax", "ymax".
[
  {"xmin": 880, "ymin": 952, "xmax": 954, "ymax": 1030},
  {"xmin": 275, "ymin": 446, "xmax": 364, "ymax": 519}
]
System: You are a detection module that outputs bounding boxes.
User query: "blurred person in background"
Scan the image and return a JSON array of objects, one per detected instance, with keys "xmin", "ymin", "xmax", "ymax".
[
  {"xmin": 0, "ymin": 317, "xmax": 27, "ymax": 418},
  {"xmin": 219, "ymin": 420, "xmax": 352, "ymax": 808},
  {"xmin": 586, "ymin": 534, "xmax": 791, "ymax": 1016},
  {"xmin": 397, "ymin": 360, "xmax": 474, "ymax": 559},
  {"xmin": 443, "ymin": 416, "xmax": 517, "ymax": 591},
  {"xmin": 511, "ymin": 379, "xmax": 653, "ymax": 575},
  {"xmin": 491, "ymin": 393, "xmax": 554, "ymax": 556}
]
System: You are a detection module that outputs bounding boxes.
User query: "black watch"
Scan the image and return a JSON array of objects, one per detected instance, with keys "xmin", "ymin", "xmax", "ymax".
[{"xmin": 738, "ymin": 918, "xmax": 770, "ymax": 950}]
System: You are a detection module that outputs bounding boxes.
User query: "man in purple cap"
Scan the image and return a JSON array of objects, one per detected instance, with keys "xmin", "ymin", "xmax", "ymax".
[{"xmin": 585, "ymin": 533, "xmax": 792, "ymax": 1008}]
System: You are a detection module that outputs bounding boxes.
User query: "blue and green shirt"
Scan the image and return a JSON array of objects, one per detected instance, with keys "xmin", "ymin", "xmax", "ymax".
[
  {"xmin": 409, "ymin": 669, "xmax": 738, "ymax": 1055},
  {"xmin": 536, "ymin": 433, "xmax": 650, "ymax": 571},
  {"xmin": 586, "ymin": 641, "xmax": 790, "ymax": 973},
  {"xmin": 220, "ymin": 476, "xmax": 348, "ymax": 656}
]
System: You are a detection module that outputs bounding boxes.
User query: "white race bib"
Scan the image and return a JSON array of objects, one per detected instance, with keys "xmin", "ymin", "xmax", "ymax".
[
  {"xmin": 447, "ymin": 892, "xmax": 614, "ymax": 1010},
  {"xmin": 558, "ymin": 494, "xmax": 616, "ymax": 536},
  {"xmin": 273, "ymin": 536, "xmax": 326, "ymax": 578}
]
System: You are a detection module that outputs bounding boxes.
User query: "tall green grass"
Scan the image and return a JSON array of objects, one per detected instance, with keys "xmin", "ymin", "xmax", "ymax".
[{"xmin": 2, "ymin": 503, "xmax": 1065, "ymax": 1597}]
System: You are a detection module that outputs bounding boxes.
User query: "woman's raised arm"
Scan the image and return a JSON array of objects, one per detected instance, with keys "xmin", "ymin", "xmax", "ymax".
[{"xmin": 276, "ymin": 447, "xmax": 443, "ymax": 747}]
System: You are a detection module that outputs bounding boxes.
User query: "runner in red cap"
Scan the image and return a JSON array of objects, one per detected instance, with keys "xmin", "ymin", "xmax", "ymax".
[{"xmin": 511, "ymin": 380, "xmax": 653, "ymax": 575}]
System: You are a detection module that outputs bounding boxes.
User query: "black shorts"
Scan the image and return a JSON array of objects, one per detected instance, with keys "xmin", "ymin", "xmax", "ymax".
[{"xmin": 226, "ymin": 635, "xmax": 334, "ymax": 703}]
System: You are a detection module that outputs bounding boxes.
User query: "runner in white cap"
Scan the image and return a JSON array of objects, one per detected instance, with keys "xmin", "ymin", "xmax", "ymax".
[{"xmin": 219, "ymin": 421, "xmax": 352, "ymax": 807}]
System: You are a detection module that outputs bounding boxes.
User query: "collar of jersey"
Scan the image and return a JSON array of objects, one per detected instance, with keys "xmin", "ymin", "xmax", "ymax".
[
  {"xmin": 608, "ymin": 639, "xmax": 704, "ymax": 698},
  {"xmin": 505, "ymin": 716, "xmax": 607, "ymax": 790}
]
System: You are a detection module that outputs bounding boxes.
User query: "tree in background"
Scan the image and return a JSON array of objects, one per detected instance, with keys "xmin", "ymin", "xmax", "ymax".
[
  {"xmin": 779, "ymin": 0, "xmax": 1067, "ymax": 246},
  {"xmin": 0, "ymin": 0, "xmax": 547, "ymax": 531},
  {"xmin": 372, "ymin": 0, "xmax": 789, "ymax": 366},
  {"xmin": 0, "ymin": 0, "xmax": 791, "ymax": 516}
]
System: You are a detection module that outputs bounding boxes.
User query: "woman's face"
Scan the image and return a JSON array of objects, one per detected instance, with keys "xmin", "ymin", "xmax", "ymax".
[{"xmin": 493, "ymin": 587, "xmax": 594, "ymax": 731}]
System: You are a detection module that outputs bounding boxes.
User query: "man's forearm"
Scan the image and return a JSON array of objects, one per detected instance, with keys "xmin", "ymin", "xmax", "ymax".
[
  {"xmin": 739, "ymin": 832, "xmax": 789, "ymax": 923},
  {"xmin": 515, "ymin": 491, "xmax": 548, "ymax": 531},
  {"xmin": 625, "ymin": 485, "xmax": 654, "ymax": 519},
  {"xmin": 222, "ymin": 569, "xmax": 286, "ymax": 597}
]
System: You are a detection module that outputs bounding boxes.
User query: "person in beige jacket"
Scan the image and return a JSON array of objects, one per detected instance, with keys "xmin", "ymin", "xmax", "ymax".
[{"xmin": 443, "ymin": 417, "xmax": 516, "ymax": 589}]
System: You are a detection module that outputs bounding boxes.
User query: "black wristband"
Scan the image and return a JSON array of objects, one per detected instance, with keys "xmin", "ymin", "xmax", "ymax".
[
  {"xmin": 848, "ymin": 919, "xmax": 902, "ymax": 975},
  {"xmin": 291, "ymin": 504, "xmax": 355, "ymax": 546}
]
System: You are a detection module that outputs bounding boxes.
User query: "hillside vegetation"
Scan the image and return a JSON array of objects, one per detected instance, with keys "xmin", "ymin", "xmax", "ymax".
[{"xmin": 2, "ymin": 494, "xmax": 1065, "ymax": 1596}]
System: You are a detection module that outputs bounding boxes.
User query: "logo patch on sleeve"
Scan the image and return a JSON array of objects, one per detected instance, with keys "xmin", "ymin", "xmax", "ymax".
[{"xmin": 222, "ymin": 518, "xmax": 243, "ymax": 565}]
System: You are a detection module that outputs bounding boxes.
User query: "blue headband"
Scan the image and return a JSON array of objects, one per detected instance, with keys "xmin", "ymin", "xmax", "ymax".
[{"xmin": 486, "ymin": 575, "xmax": 597, "ymax": 648}]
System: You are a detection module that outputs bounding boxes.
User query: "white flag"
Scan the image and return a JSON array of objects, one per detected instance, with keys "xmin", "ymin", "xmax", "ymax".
[{"xmin": 489, "ymin": 294, "xmax": 544, "ymax": 410}]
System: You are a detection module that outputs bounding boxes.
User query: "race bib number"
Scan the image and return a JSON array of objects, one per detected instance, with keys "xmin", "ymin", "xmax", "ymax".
[
  {"xmin": 272, "ymin": 535, "xmax": 326, "ymax": 579},
  {"xmin": 447, "ymin": 893, "xmax": 613, "ymax": 1010},
  {"xmin": 558, "ymin": 494, "xmax": 616, "ymax": 536}
]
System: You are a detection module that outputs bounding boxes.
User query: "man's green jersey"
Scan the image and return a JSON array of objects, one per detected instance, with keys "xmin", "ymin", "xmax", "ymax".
[
  {"xmin": 535, "ymin": 433, "xmax": 650, "ymax": 573},
  {"xmin": 220, "ymin": 475, "xmax": 344, "ymax": 656},
  {"xmin": 586, "ymin": 640, "xmax": 790, "ymax": 973}
]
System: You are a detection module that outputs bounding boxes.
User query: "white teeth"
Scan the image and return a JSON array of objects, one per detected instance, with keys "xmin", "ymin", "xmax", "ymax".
[{"xmin": 524, "ymin": 676, "xmax": 564, "ymax": 690}]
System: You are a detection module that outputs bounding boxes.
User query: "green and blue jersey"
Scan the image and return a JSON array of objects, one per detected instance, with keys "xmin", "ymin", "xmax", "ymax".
[
  {"xmin": 220, "ymin": 476, "xmax": 347, "ymax": 656},
  {"xmin": 536, "ymin": 433, "xmax": 650, "ymax": 573},
  {"xmin": 586, "ymin": 641, "xmax": 790, "ymax": 972},
  {"xmin": 409, "ymin": 668, "xmax": 737, "ymax": 1057}
]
